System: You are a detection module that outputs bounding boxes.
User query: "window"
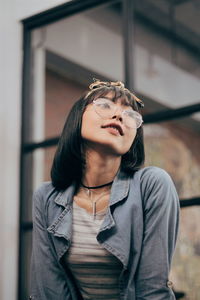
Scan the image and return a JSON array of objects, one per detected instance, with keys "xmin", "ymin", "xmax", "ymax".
[{"xmin": 20, "ymin": 0, "xmax": 200, "ymax": 299}]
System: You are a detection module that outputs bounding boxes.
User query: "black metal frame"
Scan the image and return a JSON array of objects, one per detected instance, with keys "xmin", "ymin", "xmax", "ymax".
[
  {"xmin": 123, "ymin": 0, "xmax": 134, "ymax": 90},
  {"xmin": 143, "ymin": 103, "xmax": 200, "ymax": 123},
  {"xmin": 19, "ymin": 0, "xmax": 200, "ymax": 299},
  {"xmin": 22, "ymin": 0, "xmax": 116, "ymax": 30}
]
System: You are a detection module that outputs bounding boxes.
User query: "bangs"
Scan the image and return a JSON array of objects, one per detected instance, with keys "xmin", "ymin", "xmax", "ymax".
[{"xmin": 84, "ymin": 86, "xmax": 140, "ymax": 112}]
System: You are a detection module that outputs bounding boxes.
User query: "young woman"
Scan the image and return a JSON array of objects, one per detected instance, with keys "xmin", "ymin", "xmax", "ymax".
[{"xmin": 30, "ymin": 79, "xmax": 179, "ymax": 300}]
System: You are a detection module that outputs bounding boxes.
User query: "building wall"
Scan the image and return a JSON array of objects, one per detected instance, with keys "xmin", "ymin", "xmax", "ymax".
[
  {"xmin": 0, "ymin": 2, "xmax": 22, "ymax": 299},
  {"xmin": 15, "ymin": 0, "xmax": 67, "ymax": 20}
]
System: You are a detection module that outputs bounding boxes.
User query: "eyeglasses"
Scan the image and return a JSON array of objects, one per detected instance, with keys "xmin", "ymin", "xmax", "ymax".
[{"xmin": 93, "ymin": 98, "xmax": 143, "ymax": 129}]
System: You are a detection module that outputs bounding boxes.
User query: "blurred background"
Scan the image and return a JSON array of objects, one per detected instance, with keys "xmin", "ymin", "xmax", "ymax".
[{"xmin": 1, "ymin": 0, "xmax": 200, "ymax": 299}]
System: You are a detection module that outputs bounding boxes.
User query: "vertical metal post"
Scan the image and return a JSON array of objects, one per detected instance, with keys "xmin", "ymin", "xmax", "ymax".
[
  {"xmin": 123, "ymin": 0, "xmax": 135, "ymax": 91},
  {"xmin": 18, "ymin": 25, "xmax": 34, "ymax": 300}
]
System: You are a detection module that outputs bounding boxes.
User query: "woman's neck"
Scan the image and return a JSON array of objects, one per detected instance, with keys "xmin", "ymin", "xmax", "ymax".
[{"xmin": 82, "ymin": 149, "xmax": 121, "ymax": 187}]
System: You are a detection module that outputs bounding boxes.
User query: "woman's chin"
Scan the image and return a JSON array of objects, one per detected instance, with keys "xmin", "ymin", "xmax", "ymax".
[{"xmin": 84, "ymin": 140, "xmax": 127, "ymax": 157}]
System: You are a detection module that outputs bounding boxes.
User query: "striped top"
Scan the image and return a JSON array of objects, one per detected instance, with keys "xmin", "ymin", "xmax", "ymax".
[{"xmin": 64, "ymin": 201, "xmax": 122, "ymax": 300}]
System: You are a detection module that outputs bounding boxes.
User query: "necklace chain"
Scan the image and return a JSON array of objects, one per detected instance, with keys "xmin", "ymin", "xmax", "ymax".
[{"xmin": 76, "ymin": 188, "xmax": 110, "ymax": 220}]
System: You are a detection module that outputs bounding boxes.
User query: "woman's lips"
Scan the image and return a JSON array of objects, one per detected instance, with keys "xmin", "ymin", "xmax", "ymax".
[
  {"xmin": 101, "ymin": 123, "xmax": 124, "ymax": 136},
  {"xmin": 104, "ymin": 126, "xmax": 121, "ymax": 136}
]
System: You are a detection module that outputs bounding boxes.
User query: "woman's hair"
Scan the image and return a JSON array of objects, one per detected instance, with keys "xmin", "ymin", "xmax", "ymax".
[{"xmin": 51, "ymin": 80, "xmax": 145, "ymax": 190}]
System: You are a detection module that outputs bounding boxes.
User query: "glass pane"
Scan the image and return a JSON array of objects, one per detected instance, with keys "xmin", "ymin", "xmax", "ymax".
[
  {"xmin": 23, "ymin": 0, "xmax": 124, "ymax": 221},
  {"xmin": 144, "ymin": 121, "xmax": 200, "ymax": 199},
  {"xmin": 144, "ymin": 120, "xmax": 200, "ymax": 300},
  {"xmin": 45, "ymin": 72, "xmax": 86, "ymax": 139},
  {"xmin": 44, "ymin": 145, "xmax": 56, "ymax": 182},
  {"xmin": 32, "ymin": 146, "xmax": 57, "ymax": 191},
  {"xmin": 29, "ymin": 0, "xmax": 124, "ymax": 143},
  {"xmin": 21, "ymin": 3, "xmax": 124, "ymax": 298},
  {"xmin": 134, "ymin": 0, "xmax": 200, "ymax": 121},
  {"xmin": 171, "ymin": 207, "xmax": 200, "ymax": 300},
  {"xmin": 21, "ymin": 146, "xmax": 56, "ymax": 224}
]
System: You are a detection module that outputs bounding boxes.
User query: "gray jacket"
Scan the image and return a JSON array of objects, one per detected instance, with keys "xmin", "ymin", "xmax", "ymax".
[{"xmin": 30, "ymin": 166, "xmax": 179, "ymax": 300}]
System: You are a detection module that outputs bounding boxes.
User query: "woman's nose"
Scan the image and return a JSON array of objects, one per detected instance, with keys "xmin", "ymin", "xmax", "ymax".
[
  {"xmin": 111, "ymin": 108, "xmax": 123, "ymax": 122},
  {"xmin": 112, "ymin": 115, "xmax": 123, "ymax": 122}
]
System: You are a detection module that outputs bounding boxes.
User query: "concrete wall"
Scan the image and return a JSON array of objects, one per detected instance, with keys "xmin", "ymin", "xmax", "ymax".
[
  {"xmin": 15, "ymin": 0, "xmax": 67, "ymax": 20},
  {"xmin": 0, "ymin": 2, "xmax": 22, "ymax": 299}
]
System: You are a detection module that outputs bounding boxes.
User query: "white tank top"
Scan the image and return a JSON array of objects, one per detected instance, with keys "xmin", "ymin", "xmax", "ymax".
[{"xmin": 64, "ymin": 201, "xmax": 122, "ymax": 300}]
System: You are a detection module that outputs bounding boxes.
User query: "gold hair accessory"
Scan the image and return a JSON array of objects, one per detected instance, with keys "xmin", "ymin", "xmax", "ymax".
[{"xmin": 87, "ymin": 78, "xmax": 144, "ymax": 108}]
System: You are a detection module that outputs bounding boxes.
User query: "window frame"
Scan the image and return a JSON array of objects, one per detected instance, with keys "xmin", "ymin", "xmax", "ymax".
[{"xmin": 19, "ymin": 0, "xmax": 200, "ymax": 299}]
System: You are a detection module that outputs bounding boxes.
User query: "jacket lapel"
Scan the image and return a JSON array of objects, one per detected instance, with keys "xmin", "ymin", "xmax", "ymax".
[
  {"xmin": 47, "ymin": 183, "xmax": 76, "ymax": 260},
  {"xmin": 47, "ymin": 172, "xmax": 131, "ymax": 264},
  {"xmin": 98, "ymin": 171, "xmax": 130, "ymax": 233},
  {"xmin": 96, "ymin": 172, "xmax": 131, "ymax": 268}
]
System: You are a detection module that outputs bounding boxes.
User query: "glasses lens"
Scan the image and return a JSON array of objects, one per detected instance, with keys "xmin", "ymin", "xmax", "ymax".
[
  {"xmin": 123, "ymin": 110, "xmax": 143, "ymax": 128},
  {"xmin": 93, "ymin": 99, "xmax": 115, "ymax": 119}
]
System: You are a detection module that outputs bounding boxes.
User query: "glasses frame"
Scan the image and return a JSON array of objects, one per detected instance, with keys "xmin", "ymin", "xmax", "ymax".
[{"xmin": 92, "ymin": 98, "xmax": 143, "ymax": 129}]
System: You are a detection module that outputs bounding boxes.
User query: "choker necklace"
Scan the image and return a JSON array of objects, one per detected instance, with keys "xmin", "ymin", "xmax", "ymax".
[{"xmin": 81, "ymin": 181, "xmax": 113, "ymax": 189}]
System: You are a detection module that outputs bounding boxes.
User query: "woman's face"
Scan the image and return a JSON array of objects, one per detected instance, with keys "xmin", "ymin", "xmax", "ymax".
[{"xmin": 81, "ymin": 93, "xmax": 138, "ymax": 156}]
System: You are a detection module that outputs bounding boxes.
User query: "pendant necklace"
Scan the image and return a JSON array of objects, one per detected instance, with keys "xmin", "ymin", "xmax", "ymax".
[{"xmin": 80, "ymin": 181, "xmax": 113, "ymax": 219}]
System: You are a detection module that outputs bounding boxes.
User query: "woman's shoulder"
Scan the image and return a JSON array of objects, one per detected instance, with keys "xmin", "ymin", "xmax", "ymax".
[
  {"xmin": 34, "ymin": 181, "xmax": 54, "ymax": 196},
  {"xmin": 136, "ymin": 166, "xmax": 173, "ymax": 185},
  {"xmin": 33, "ymin": 181, "xmax": 58, "ymax": 206},
  {"xmin": 135, "ymin": 166, "xmax": 177, "ymax": 196},
  {"xmin": 135, "ymin": 166, "xmax": 179, "ymax": 208}
]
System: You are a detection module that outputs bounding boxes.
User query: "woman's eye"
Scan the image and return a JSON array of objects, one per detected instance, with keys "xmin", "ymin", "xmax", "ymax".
[
  {"xmin": 98, "ymin": 102, "xmax": 111, "ymax": 109},
  {"xmin": 124, "ymin": 110, "xmax": 134, "ymax": 117}
]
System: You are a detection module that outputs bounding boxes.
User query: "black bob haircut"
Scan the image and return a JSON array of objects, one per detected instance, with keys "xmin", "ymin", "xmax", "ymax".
[{"xmin": 51, "ymin": 84, "xmax": 145, "ymax": 190}]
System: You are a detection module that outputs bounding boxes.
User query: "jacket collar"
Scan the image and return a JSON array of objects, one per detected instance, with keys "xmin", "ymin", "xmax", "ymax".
[
  {"xmin": 109, "ymin": 170, "xmax": 130, "ymax": 206},
  {"xmin": 48, "ymin": 171, "xmax": 131, "ymax": 265},
  {"xmin": 54, "ymin": 183, "xmax": 76, "ymax": 207}
]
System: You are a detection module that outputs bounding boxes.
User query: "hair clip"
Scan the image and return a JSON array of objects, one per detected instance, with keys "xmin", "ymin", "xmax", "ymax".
[
  {"xmin": 89, "ymin": 78, "xmax": 125, "ymax": 90},
  {"xmin": 87, "ymin": 78, "xmax": 144, "ymax": 108}
]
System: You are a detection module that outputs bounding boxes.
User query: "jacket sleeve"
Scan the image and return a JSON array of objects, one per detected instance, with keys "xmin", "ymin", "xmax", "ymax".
[
  {"xmin": 30, "ymin": 185, "xmax": 72, "ymax": 300},
  {"xmin": 135, "ymin": 167, "xmax": 180, "ymax": 300}
]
